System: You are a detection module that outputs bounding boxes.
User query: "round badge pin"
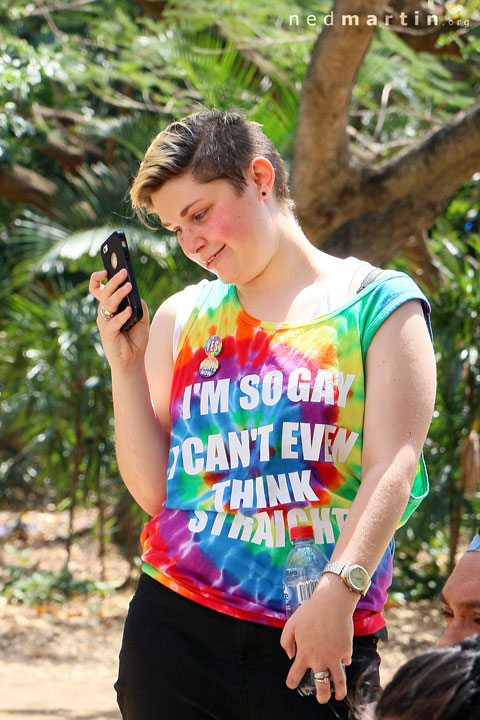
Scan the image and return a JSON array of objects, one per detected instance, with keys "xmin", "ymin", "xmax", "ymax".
[
  {"xmin": 204, "ymin": 335, "xmax": 222, "ymax": 357},
  {"xmin": 199, "ymin": 356, "xmax": 219, "ymax": 378}
]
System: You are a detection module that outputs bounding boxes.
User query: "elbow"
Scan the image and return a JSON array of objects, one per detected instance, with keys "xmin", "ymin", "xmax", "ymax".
[
  {"xmin": 143, "ymin": 503, "xmax": 164, "ymax": 517},
  {"xmin": 139, "ymin": 494, "xmax": 166, "ymax": 517},
  {"xmin": 362, "ymin": 453, "xmax": 420, "ymax": 502},
  {"xmin": 128, "ymin": 486, "xmax": 166, "ymax": 518}
]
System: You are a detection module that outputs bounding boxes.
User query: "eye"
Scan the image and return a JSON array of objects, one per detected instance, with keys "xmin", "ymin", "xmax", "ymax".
[
  {"xmin": 440, "ymin": 608, "xmax": 454, "ymax": 621},
  {"xmin": 172, "ymin": 210, "xmax": 206, "ymax": 237}
]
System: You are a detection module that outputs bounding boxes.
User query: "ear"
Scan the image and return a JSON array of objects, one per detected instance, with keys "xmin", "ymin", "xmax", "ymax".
[{"xmin": 246, "ymin": 156, "xmax": 275, "ymax": 196}]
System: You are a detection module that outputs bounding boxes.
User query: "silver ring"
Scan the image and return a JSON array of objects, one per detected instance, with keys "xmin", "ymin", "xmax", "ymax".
[
  {"xmin": 100, "ymin": 305, "xmax": 114, "ymax": 321},
  {"xmin": 313, "ymin": 670, "xmax": 330, "ymax": 683}
]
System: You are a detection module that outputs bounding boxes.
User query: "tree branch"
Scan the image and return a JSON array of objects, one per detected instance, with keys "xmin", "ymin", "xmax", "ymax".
[
  {"xmin": 319, "ymin": 100, "xmax": 480, "ymax": 233},
  {"xmin": 402, "ymin": 230, "xmax": 439, "ymax": 292},
  {"xmin": 212, "ymin": 23, "xmax": 291, "ymax": 90},
  {"xmin": 24, "ymin": 0, "xmax": 97, "ymax": 15},
  {"xmin": 292, "ymin": 0, "xmax": 480, "ymax": 266},
  {"xmin": 291, "ymin": 0, "xmax": 388, "ymax": 205},
  {"xmin": 321, "ymin": 152, "xmax": 480, "ymax": 263},
  {"xmin": 32, "ymin": 104, "xmax": 87, "ymax": 126},
  {"xmin": 0, "ymin": 165, "xmax": 58, "ymax": 211},
  {"xmin": 43, "ymin": 134, "xmax": 85, "ymax": 174},
  {"xmin": 95, "ymin": 89, "xmax": 171, "ymax": 113},
  {"xmin": 386, "ymin": 0, "xmax": 469, "ymax": 58},
  {"xmin": 133, "ymin": 0, "xmax": 167, "ymax": 19},
  {"xmin": 37, "ymin": 3, "xmax": 119, "ymax": 52},
  {"xmin": 347, "ymin": 125, "xmax": 413, "ymax": 156},
  {"xmin": 363, "ymin": 101, "xmax": 480, "ymax": 209}
]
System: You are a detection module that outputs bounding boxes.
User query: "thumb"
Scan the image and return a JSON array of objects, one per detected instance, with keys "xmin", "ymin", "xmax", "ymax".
[{"xmin": 140, "ymin": 299, "xmax": 149, "ymax": 324}]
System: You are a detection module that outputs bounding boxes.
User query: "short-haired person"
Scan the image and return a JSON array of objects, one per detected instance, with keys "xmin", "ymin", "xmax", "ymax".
[
  {"xmin": 360, "ymin": 636, "xmax": 480, "ymax": 720},
  {"xmin": 438, "ymin": 530, "xmax": 480, "ymax": 648},
  {"xmin": 89, "ymin": 110, "xmax": 437, "ymax": 719}
]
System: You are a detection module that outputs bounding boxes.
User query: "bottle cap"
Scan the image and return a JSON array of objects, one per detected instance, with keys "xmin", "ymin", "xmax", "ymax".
[{"xmin": 290, "ymin": 525, "xmax": 314, "ymax": 541}]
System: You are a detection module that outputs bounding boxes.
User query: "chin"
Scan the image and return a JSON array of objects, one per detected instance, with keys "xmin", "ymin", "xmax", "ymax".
[{"xmin": 212, "ymin": 266, "xmax": 237, "ymax": 284}]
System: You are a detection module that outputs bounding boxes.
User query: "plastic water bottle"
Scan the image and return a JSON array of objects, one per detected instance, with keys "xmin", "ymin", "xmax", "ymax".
[{"xmin": 282, "ymin": 524, "xmax": 328, "ymax": 696}]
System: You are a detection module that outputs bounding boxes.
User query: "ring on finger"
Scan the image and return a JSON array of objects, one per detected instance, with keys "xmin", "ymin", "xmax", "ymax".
[
  {"xmin": 313, "ymin": 670, "xmax": 330, "ymax": 683},
  {"xmin": 100, "ymin": 305, "xmax": 115, "ymax": 321}
]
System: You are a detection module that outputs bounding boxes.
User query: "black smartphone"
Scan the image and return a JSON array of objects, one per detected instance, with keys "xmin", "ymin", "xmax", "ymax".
[{"xmin": 100, "ymin": 231, "xmax": 143, "ymax": 332}]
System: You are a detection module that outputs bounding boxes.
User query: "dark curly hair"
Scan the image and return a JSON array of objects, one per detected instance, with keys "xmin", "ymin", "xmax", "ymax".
[{"xmin": 362, "ymin": 636, "xmax": 480, "ymax": 720}]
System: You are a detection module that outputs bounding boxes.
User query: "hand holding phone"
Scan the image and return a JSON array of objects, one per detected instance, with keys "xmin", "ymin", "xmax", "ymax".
[{"xmin": 100, "ymin": 231, "xmax": 143, "ymax": 332}]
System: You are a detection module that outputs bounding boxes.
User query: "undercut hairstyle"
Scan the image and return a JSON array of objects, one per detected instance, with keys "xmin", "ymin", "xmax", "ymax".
[
  {"xmin": 361, "ymin": 636, "xmax": 480, "ymax": 720},
  {"xmin": 129, "ymin": 109, "xmax": 294, "ymax": 225}
]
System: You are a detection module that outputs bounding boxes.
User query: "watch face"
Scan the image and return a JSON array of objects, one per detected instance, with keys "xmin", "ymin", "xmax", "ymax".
[{"xmin": 349, "ymin": 566, "xmax": 368, "ymax": 591}]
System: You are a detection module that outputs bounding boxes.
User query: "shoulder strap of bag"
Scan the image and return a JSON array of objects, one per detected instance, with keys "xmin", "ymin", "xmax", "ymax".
[{"xmin": 356, "ymin": 267, "xmax": 384, "ymax": 294}]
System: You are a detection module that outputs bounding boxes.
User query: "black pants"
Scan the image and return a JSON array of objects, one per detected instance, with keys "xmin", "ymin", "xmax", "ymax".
[{"xmin": 115, "ymin": 573, "xmax": 384, "ymax": 720}]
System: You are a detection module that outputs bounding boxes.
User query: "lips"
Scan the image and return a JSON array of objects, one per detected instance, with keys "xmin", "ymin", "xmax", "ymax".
[{"xmin": 206, "ymin": 244, "xmax": 226, "ymax": 267}]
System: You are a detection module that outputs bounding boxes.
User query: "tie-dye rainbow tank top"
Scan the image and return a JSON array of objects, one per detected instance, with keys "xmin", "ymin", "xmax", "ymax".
[{"xmin": 141, "ymin": 271, "xmax": 432, "ymax": 631}]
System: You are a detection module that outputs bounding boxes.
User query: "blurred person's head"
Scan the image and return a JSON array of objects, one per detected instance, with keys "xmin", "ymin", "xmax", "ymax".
[
  {"xmin": 438, "ymin": 531, "xmax": 480, "ymax": 648},
  {"xmin": 360, "ymin": 636, "xmax": 480, "ymax": 720}
]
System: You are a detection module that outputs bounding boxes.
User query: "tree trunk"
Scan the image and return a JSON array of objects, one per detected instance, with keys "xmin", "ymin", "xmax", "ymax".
[
  {"xmin": 65, "ymin": 371, "xmax": 84, "ymax": 567},
  {"xmin": 291, "ymin": 0, "xmax": 480, "ymax": 264},
  {"xmin": 0, "ymin": 165, "xmax": 58, "ymax": 212},
  {"xmin": 97, "ymin": 464, "xmax": 106, "ymax": 581},
  {"xmin": 448, "ymin": 474, "xmax": 463, "ymax": 576}
]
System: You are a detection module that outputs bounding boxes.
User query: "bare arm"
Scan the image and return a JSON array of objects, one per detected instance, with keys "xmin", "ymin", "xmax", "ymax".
[
  {"xmin": 281, "ymin": 299, "xmax": 436, "ymax": 703},
  {"xmin": 331, "ymin": 299, "xmax": 436, "ymax": 572},
  {"xmin": 112, "ymin": 293, "xmax": 185, "ymax": 516},
  {"xmin": 111, "ymin": 360, "xmax": 169, "ymax": 516},
  {"xmin": 89, "ymin": 268, "xmax": 183, "ymax": 516}
]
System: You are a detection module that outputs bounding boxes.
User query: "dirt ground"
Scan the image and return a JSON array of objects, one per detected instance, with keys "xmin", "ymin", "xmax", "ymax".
[{"xmin": 0, "ymin": 510, "xmax": 443, "ymax": 720}]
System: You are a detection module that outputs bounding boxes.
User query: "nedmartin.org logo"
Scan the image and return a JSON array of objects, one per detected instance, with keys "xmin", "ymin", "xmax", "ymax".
[{"xmin": 289, "ymin": 7, "xmax": 469, "ymax": 27}]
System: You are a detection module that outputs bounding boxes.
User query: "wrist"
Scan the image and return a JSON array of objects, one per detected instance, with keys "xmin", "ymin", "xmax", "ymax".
[
  {"xmin": 321, "ymin": 560, "xmax": 371, "ymax": 598},
  {"xmin": 110, "ymin": 358, "xmax": 146, "ymax": 382},
  {"xmin": 315, "ymin": 572, "xmax": 361, "ymax": 610}
]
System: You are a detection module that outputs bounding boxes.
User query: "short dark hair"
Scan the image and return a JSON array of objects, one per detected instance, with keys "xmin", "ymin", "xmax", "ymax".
[
  {"xmin": 130, "ymin": 109, "xmax": 293, "ymax": 225},
  {"xmin": 363, "ymin": 636, "xmax": 480, "ymax": 720}
]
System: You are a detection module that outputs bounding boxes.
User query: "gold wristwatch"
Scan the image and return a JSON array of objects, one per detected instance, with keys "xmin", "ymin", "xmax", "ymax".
[{"xmin": 322, "ymin": 561, "xmax": 371, "ymax": 597}]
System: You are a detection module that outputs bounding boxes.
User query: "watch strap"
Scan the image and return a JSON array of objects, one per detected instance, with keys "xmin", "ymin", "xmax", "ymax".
[
  {"xmin": 322, "ymin": 561, "xmax": 371, "ymax": 597},
  {"xmin": 323, "ymin": 561, "xmax": 347, "ymax": 575}
]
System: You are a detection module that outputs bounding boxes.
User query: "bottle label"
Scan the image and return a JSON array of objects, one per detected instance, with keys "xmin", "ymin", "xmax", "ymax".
[
  {"xmin": 283, "ymin": 578, "xmax": 319, "ymax": 614},
  {"xmin": 296, "ymin": 579, "xmax": 318, "ymax": 605}
]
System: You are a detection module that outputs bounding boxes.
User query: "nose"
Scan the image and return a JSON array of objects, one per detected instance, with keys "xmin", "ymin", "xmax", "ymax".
[
  {"xmin": 179, "ymin": 227, "xmax": 206, "ymax": 258},
  {"xmin": 437, "ymin": 620, "xmax": 475, "ymax": 648}
]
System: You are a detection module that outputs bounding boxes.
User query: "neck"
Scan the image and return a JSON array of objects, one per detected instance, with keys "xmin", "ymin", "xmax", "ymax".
[{"xmin": 235, "ymin": 214, "xmax": 333, "ymax": 314}]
